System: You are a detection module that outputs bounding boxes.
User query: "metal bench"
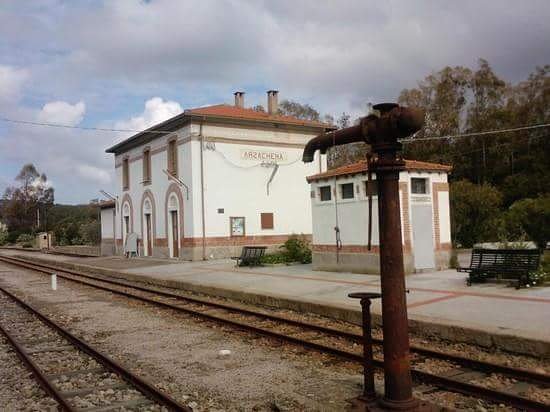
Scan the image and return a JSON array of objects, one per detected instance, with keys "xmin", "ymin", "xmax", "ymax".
[
  {"xmin": 458, "ymin": 248, "xmax": 542, "ymax": 288},
  {"xmin": 231, "ymin": 246, "xmax": 267, "ymax": 267}
]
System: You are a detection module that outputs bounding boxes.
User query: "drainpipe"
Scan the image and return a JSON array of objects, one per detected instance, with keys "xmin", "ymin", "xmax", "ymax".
[{"xmin": 199, "ymin": 120, "xmax": 207, "ymax": 260}]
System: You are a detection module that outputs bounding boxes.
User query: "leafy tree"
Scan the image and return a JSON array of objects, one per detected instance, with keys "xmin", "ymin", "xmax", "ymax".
[
  {"xmin": 509, "ymin": 196, "xmax": 550, "ymax": 250},
  {"xmin": 0, "ymin": 223, "xmax": 8, "ymax": 246},
  {"xmin": 2, "ymin": 164, "xmax": 54, "ymax": 233},
  {"xmin": 278, "ymin": 99, "xmax": 320, "ymax": 121},
  {"xmin": 450, "ymin": 180, "xmax": 503, "ymax": 247},
  {"xmin": 79, "ymin": 220, "xmax": 100, "ymax": 245}
]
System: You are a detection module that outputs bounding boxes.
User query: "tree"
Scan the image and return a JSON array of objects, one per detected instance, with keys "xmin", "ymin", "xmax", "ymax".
[
  {"xmin": 509, "ymin": 196, "xmax": 550, "ymax": 250},
  {"xmin": 2, "ymin": 164, "xmax": 54, "ymax": 233},
  {"xmin": 450, "ymin": 180, "xmax": 503, "ymax": 247},
  {"xmin": 277, "ymin": 100, "xmax": 320, "ymax": 121},
  {"xmin": 0, "ymin": 222, "xmax": 8, "ymax": 246}
]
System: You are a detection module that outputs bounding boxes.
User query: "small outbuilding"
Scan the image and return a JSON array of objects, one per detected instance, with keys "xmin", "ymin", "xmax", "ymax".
[{"xmin": 306, "ymin": 159, "xmax": 452, "ymax": 274}]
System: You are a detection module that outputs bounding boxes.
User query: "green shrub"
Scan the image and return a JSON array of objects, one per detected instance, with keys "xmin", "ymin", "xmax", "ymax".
[
  {"xmin": 261, "ymin": 235, "xmax": 313, "ymax": 264},
  {"xmin": 16, "ymin": 233, "xmax": 35, "ymax": 246},
  {"xmin": 509, "ymin": 196, "xmax": 550, "ymax": 250},
  {"xmin": 282, "ymin": 235, "xmax": 312, "ymax": 263},
  {"xmin": 79, "ymin": 221, "xmax": 100, "ymax": 245},
  {"xmin": 450, "ymin": 180, "xmax": 503, "ymax": 248},
  {"xmin": 0, "ymin": 226, "xmax": 8, "ymax": 246},
  {"xmin": 261, "ymin": 252, "xmax": 288, "ymax": 264}
]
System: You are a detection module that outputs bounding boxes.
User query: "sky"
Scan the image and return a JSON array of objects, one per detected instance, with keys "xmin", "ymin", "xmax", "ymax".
[{"xmin": 0, "ymin": 0, "xmax": 549, "ymax": 204}]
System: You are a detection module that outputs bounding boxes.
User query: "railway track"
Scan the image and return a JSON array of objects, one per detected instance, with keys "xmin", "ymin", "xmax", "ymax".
[
  {"xmin": 0, "ymin": 283, "xmax": 189, "ymax": 411},
  {"xmin": 1, "ymin": 254, "xmax": 549, "ymax": 411}
]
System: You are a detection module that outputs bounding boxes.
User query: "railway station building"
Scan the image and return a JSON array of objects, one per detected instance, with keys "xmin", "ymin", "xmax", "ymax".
[
  {"xmin": 307, "ymin": 160, "xmax": 452, "ymax": 274},
  {"xmin": 101, "ymin": 91, "xmax": 334, "ymax": 260}
]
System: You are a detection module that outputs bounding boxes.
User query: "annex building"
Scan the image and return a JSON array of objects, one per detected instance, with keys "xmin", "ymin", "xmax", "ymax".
[
  {"xmin": 100, "ymin": 91, "xmax": 333, "ymax": 260},
  {"xmin": 307, "ymin": 159, "xmax": 452, "ymax": 274}
]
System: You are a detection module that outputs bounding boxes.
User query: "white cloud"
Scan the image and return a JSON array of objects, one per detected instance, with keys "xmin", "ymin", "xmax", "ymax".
[
  {"xmin": 77, "ymin": 164, "xmax": 111, "ymax": 185},
  {"xmin": 0, "ymin": 65, "xmax": 29, "ymax": 102},
  {"xmin": 37, "ymin": 101, "xmax": 86, "ymax": 126},
  {"xmin": 115, "ymin": 97, "xmax": 182, "ymax": 132}
]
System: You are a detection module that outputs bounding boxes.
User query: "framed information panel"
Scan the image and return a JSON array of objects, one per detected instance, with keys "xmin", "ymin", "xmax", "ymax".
[{"xmin": 230, "ymin": 217, "xmax": 245, "ymax": 237}]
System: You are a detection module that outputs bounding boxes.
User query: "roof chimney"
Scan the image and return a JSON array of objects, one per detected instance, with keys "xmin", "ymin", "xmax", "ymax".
[
  {"xmin": 234, "ymin": 91, "xmax": 245, "ymax": 108},
  {"xmin": 267, "ymin": 90, "xmax": 279, "ymax": 115}
]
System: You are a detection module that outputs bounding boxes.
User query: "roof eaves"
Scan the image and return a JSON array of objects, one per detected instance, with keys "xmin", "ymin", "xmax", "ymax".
[
  {"xmin": 105, "ymin": 112, "xmax": 189, "ymax": 154},
  {"xmin": 185, "ymin": 111, "xmax": 335, "ymax": 131}
]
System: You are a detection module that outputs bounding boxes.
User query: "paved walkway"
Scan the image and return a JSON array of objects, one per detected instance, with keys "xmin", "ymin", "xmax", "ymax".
[{"xmin": 1, "ymin": 249, "xmax": 549, "ymax": 355}]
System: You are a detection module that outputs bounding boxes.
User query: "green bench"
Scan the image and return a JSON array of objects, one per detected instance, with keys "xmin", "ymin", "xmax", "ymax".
[
  {"xmin": 458, "ymin": 248, "xmax": 542, "ymax": 289},
  {"xmin": 231, "ymin": 246, "xmax": 267, "ymax": 267}
]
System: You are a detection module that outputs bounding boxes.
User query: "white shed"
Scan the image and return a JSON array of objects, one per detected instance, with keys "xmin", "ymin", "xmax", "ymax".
[{"xmin": 307, "ymin": 159, "xmax": 452, "ymax": 274}]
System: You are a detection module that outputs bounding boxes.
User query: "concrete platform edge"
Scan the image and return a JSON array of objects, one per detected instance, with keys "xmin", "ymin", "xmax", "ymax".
[{"xmin": 11, "ymin": 254, "xmax": 550, "ymax": 358}]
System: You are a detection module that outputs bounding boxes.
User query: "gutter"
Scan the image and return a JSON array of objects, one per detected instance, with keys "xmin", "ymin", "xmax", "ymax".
[{"xmin": 199, "ymin": 120, "xmax": 207, "ymax": 260}]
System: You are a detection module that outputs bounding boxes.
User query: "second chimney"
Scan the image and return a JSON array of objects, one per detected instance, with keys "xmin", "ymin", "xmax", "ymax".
[
  {"xmin": 267, "ymin": 90, "xmax": 279, "ymax": 115},
  {"xmin": 234, "ymin": 91, "xmax": 245, "ymax": 108}
]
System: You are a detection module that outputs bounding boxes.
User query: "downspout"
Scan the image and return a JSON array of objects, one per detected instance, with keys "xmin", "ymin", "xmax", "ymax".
[{"xmin": 199, "ymin": 120, "xmax": 207, "ymax": 260}]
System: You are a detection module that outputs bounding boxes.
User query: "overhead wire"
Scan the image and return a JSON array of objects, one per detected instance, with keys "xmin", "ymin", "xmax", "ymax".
[
  {"xmin": 1, "ymin": 115, "xmax": 549, "ymax": 143},
  {"xmin": 400, "ymin": 123, "xmax": 550, "ymax": 143}
]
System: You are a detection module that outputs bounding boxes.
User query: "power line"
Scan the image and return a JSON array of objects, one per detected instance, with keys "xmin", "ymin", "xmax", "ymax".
[
  {"xmin": 0, "ymin": 116, "xmax": 175, "ymax": 135},
  {"xmin": 1, "ymin": 114, "xmax": 550, "ymax": 143},
  {"xmin": 401, "ymin": 123, "xmax": 550, "ymax": 143}
]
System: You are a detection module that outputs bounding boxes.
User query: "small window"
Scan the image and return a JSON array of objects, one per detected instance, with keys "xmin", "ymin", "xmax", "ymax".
[
  {"xmin": 143, "ymin": 149, "xmax": 151, "ymax": 183},
  {"xmin": 261, "ymin": 213, "xmax": 274, "ymax": 229},
  {"xmin": 319, "ymin": 186, "xmax": 332, "ymax": 201},
  {"xmin": 217, "ymin": 208, "xmax": 224, "ymax": 214},
  {"xmin": 167, "ymin": 139, "xmax": 178, "ymax": 176},
  {"xmin": 230, "ymin": 217, "xmax": 245, "ymax": 237},
  {"xmin": 411, "ymin": 178, "xmax": 428, "ymax": 194},
  {"xmin": 364, "ymin": 180, "xmax": 378, "ymax": 196},
  {"xmin": 340, "ymin": 183, "xmax": 354, "ymax": 199},
  {"xmin": 122, "ymin": 158, "xmax": 129, "ymax": 190}
]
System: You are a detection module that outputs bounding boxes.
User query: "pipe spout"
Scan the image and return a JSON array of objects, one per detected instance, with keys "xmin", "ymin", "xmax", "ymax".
[
  {"xmin": 302, "ymin": 124, "xmax": 362, "ymax": 163},
  {"xmin": 302, "ymin": 104, "xmax": 424, "ymax": 163}
]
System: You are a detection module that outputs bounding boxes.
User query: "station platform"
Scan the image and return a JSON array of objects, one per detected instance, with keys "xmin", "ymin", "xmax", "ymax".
[{"xmin": 1, "ymin": 248, "xmax": 549, "ymax": 357}]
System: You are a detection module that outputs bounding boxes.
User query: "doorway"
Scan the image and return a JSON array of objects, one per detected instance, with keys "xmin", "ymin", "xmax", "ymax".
[
  {"xmin": 170, "ymin": 210, "xmax": 179, "ymax": 258},
  {"xmin": 144, "ymin": 213, "xmax": 152, "ymax": 256},
  {"xmin": 412, "ymin": 204, "xmax": 435, "ymax": 270}
]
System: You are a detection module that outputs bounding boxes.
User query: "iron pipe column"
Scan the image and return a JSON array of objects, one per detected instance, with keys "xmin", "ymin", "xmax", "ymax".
[
  {"xmin": 373, "ymin": 149, "xmax": 418, "ymax": 410},
  {"xmin": 301, "ymin": 103, "xmax": 424, "ymax": 411}
]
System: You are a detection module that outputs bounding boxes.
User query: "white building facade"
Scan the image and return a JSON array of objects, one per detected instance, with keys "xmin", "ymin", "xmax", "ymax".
[
  {"xmin": 101, "ymin": 91, "xmax": 333, "ymax": 259},
  {"xmin": 307, "ymin": 160, "xmax": 452, "ymax": 274}
]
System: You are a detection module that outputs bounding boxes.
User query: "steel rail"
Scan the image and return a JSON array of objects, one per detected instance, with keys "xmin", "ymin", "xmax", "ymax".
[
  {"xmin": 0, "ymin": 284, "xmax": 190, "ymax": 412},
  {"xmin": 1, "ymin": 255, "xmax": 549, "ymax": 411},
  {"xmin": 0, "ymin": 322, "xmax": 76, "ymax": 411},
  {"xmin": 2, "ymin": 254, "xmax": 548, "ymax": 387}
]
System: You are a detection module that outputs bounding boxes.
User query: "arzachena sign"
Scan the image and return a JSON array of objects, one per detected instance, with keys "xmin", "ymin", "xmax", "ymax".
[{"xmin": 240, "ymin": 149, "xmax": 287, "ymax": 162}]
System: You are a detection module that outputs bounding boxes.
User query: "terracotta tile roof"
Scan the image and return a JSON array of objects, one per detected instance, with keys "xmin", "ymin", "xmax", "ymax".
[
  {"xmin": 186, "ymin": 104, "xmax": 332, "ymax": 128},
  {"xmin": 307, "ymin": 159, "xmax": 452, "ymax": 182},
  {"xmin": 107, "ymin": 103, "xmax": 334, "ymax": 154}
]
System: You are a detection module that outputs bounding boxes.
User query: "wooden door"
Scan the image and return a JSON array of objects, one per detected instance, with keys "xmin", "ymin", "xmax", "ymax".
[
  {"xmin": 171, "ymin": 210, "xmax": 179, "ymax": 258},
  {"xmin": 145, "ymin": 214, "xmax": 152, "ymax": 256}
]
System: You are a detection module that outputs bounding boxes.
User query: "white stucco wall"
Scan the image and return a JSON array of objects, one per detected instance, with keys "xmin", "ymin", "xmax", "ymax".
[
  {"xmin": 200, "ymin": 139, "xmax": 322, "ymax": 237},
  {"xmin": 100, "ymin": 207, "xmax": 114, "ymax": 238},
  {"xmin": 107, "ymin": 120, "xmax": 326, "ymax": 249},
  {"xmin": 113, "ymin": 125, "xmax": 195, "ymax": 243},
  {"xmin": 310, "ymin": 171, "xmax": 449, "ymax": 250}
]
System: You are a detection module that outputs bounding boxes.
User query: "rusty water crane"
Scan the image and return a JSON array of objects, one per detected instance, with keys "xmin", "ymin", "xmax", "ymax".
[{"xmin": 303, "ymin": 103, "xmax": 424, "ymax": 410}]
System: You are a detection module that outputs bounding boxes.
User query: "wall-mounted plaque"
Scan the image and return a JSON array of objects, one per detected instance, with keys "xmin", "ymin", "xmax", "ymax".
[{"xmin": 230, "ymin": 217, "xmax": 245, "ymax": 237}]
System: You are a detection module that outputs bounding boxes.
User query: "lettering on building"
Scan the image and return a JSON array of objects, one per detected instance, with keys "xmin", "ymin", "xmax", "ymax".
[{"xmin": 240, "ymin": 149, "xmax": 287, "ymax": 162}]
